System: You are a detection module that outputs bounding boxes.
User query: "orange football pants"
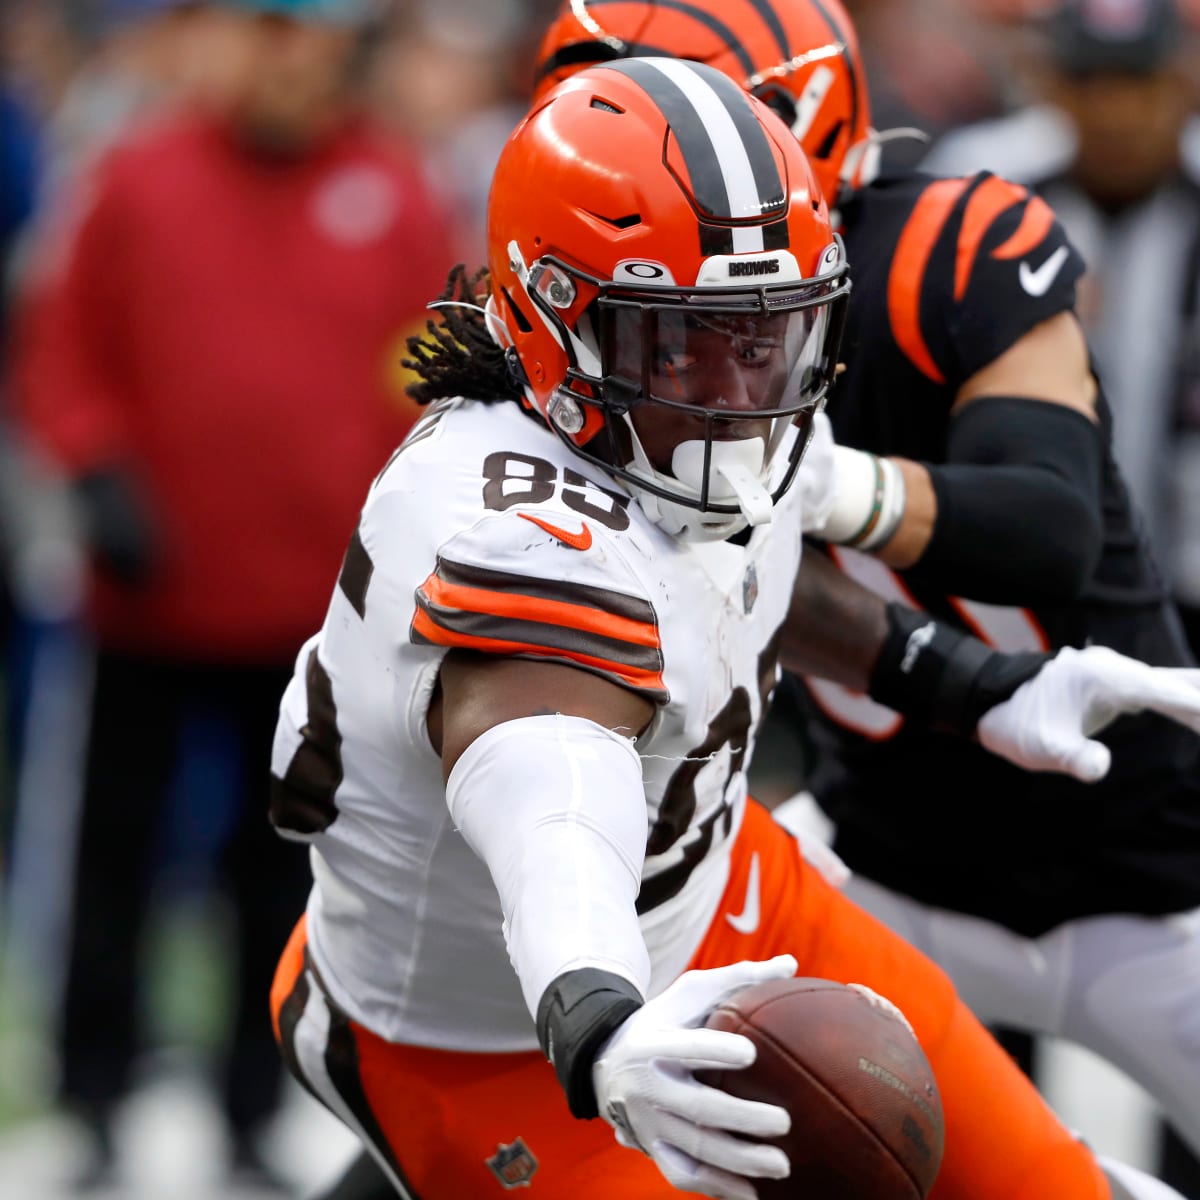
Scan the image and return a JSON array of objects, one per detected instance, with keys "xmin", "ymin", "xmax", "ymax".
[{"xmin": 271, "ymin": 800, "xmax": 1109, "ymax": 1200}]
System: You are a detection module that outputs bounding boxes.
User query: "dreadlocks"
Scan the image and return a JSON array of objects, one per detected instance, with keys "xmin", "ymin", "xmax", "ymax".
[{"xmin": 403, "ymin": 265, "xmax": 520, "ymax": 407}]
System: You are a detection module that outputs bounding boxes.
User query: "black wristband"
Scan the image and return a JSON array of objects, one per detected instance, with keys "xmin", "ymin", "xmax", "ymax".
[
  {"xmin": 536, "ymin": 968, "xmax": 644, "ymax": 1119},
  {"xmin": 868, "ymin": 602, "xmax": 1050, "ymax": 734}
]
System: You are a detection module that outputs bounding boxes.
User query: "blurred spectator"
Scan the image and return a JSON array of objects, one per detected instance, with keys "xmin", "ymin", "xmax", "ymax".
[
  {"xmin": 0, "ymin": 35, "xmax": 43, "ymax": 855},
  {"xmin": 842, "ymin": 0, "xmax": 1023, "ymax": 171},
  {"xmin": 924, "ymin": 0, "xmax": 1200, "ymax": 1191},
  {"xmin": 18, "ymin": 3, "xmax": 250, "ymax": 219},
  {"xmin": 0, "ymin": 86, "xmax": 39, "ymax": 272},
  {"xmin": 7, "ymin": 0, "xmax": 454, "ymax": 1189},
  {"xmin": 363, "ymin": 0, "xmax": 541, "ymax": 262}
]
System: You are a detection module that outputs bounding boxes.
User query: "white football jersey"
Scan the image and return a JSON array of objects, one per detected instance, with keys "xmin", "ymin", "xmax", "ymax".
[{"xmin": 271, "ymin": 398, "xmax": 806, "ymax": 1052}]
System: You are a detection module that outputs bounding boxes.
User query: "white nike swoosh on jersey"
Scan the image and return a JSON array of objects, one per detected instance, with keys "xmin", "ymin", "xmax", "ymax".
[
  {"xmin": 725, "ymin": 852, "xmax": 761, "ymax": 935},
  {"xmin": 1018, "ymin": 245, "xmax": 1070, "ymax": 297}
]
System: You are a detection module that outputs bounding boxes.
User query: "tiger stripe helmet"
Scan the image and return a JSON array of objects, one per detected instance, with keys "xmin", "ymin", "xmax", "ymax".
[{"xmin": 534, "ymin": 0, "xmax": 876, "ymax": 209}]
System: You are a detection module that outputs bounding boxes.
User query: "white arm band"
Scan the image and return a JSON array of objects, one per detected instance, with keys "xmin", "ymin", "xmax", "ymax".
[
  {"xmin": 446, "ymin": 713, "xmax": 651, "ymax": 1020},
  {"xmin": 813, "ymin": 444, "xmax": 907, "ymax": 550}
]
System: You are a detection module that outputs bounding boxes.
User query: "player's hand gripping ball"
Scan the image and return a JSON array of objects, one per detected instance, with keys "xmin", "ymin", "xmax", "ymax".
[{"xmin": 700, "ymin": 977, "xmax": 944, "ymax": 1199}]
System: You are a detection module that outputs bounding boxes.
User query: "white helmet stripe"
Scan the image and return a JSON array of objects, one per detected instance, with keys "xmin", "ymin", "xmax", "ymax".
[
  {"xmin": 599, "ymin": 57, "xmax": 786, "ymax": 238},
  {"xmin": 640, "ymin": 56, "xmax": 778, "ymax": 222}
]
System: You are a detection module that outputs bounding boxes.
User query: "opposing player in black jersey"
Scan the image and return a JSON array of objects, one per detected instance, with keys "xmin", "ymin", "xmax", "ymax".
[{"xmin": 533, "ymin": 0, "xmax": 1200, "ymax": 1168}]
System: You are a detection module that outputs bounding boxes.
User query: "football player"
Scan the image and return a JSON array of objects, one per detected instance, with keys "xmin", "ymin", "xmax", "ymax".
[
  {"xmin": 269, "ymin": 57, "xmax": 1200, "ymax": 1200},
  {"xmin": 534, "ymin": 0, "xmax": 1200, "ymax": 1172}
]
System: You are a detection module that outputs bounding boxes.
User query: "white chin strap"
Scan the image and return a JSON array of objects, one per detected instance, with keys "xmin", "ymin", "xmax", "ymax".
[{"xmin": 629, "ymin": 435, "xmax": 774, "ymax": 543}]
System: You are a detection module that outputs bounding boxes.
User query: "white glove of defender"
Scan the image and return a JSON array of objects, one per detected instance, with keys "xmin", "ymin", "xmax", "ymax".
[
  {"xmin": 592, "ymin": 955, "xmax": 798, "ymax": 1200},
  {"xmin": 977, "ymin": 645, "xmax": 1200, "ymax": 783}
]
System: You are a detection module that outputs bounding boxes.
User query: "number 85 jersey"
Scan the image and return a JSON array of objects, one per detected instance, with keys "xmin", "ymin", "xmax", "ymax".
[{"xmin": 270, "ymin": 397, "xmax": 804, "ymax": 1052}]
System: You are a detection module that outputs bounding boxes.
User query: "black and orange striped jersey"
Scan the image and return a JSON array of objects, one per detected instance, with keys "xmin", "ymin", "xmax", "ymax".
[
  {"xmin": 796, "ymin": 170, "xmax": 1200, "ymax": 937},
  {"xmin": 270, "ymin": 397, "xmax": 805, "ymax": 1051}
]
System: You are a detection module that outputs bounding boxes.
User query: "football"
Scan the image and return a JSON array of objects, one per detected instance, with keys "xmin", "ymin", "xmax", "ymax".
[{"xmin": 700, "ymin": 976, "xmax": 944, "ymax": 1200}]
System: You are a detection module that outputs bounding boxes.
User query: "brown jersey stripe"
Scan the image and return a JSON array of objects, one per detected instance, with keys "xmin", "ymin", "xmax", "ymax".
[
  {"xmin": 411, "ymin": 608, "xmax": 668, "ymax": 698},
  {"xmin": 638, "ymin": 800, "xmax": 734, "ymax": 913},
  {"xmin": 270, "ymin": 648, "xmax": 343, "ymax": 837},
  {"xmin": 432, "ymin": 556, "xmax": 659, "ymax": 625},
  {"xmin": 887, "ymin": 176, "xmax": 971, "ymax": 384},
  {"xmin": 990, "ymin": 193, "xmax": 1056, "ymax": 261},
  {"xmin": 337, "ymin": 526, "xmax": 374, "ymax": 620},
  {"xmin": 414, "ymin": 599, "xmax": 664, "ymax": 669},
  {"xmin": 419, "ymin": 573, "xmax": 662, "ymax": 648},
  {"xmin": 954, "ymin": 175, "xmax": 1029, "ymax": 300}
]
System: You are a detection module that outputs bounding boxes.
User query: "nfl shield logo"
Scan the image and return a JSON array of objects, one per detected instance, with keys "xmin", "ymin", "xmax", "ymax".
[
  {"xmin": 486, "ymin": 1137, "xmax": 539, "ymax": 1189},
  {"xmin": 743, "ymin": 563, "xmax": 759, "ymax": 614}
]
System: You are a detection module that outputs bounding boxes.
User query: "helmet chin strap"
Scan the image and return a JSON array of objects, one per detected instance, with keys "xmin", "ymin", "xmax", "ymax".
[
  {"xmin": 672, "ymin": 440, "xmax": 773, "ymax": 526},
  {"xmin": 624, "ymin": 430, "xmax": 774, "ymax": 543}
]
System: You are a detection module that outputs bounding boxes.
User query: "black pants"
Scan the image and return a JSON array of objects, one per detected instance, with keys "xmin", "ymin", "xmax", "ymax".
[{"xmin": 56, "ymin": 650, "xmax": 312, "ymax": 1140}]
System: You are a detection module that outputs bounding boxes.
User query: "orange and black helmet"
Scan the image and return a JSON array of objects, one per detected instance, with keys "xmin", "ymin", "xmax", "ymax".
[{"xmin": 487, "ymin": 59, "xmax": 850, "ymax": 541}]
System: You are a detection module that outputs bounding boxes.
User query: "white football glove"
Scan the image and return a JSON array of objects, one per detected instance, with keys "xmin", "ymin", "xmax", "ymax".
[
  {"xmin": 592, "ymin": 955, "xmax": 798, "ymax": 1200},
  {"xmin": 977, "ymin": 644, "xmax": 1200, "ymax": 783}
]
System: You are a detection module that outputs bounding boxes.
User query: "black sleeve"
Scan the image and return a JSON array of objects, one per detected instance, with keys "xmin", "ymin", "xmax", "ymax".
[{"xmin": 909, "ymin": 396, "xmax": 1104, "ymax": 604}]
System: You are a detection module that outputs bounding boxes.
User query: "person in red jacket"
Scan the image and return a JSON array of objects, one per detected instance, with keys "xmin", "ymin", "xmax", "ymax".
[{"xmin": 9, "ymin": 0, "xmax": 455, "ymax": 1189}]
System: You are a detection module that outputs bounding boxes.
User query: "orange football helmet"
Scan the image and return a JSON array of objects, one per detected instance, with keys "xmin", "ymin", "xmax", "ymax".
[
  {"xmin": 533, "ymin": 0, "xmax": 876, "ymax": 209},
  {"xmin": 488, "ymin": 59, "xmax": 849, "ymax": 542}
]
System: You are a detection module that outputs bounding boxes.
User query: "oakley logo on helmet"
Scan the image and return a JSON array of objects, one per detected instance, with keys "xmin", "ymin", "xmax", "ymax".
[
  {"xmin": 614, "ymin": 260, "xmax": 674, "ymax": 284},
  {"xmin": 728, "ymin": 259, "xmax": 782, "ymax": 277}
]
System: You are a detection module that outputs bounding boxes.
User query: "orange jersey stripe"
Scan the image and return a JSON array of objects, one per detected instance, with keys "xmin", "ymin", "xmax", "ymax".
[
  {"xmin": 420, "ymin": 574, "xmax": 662, "ymax": 649},
  {"xmin": 954, "ymin": 175, "xmax": 1029, "ymax": 300},
  {"xmin": 990, "ymin": 193, "xmax": 1056, "ymax": 261},
  {"xmin": 887, "ymin": 177, "xmax": 971, "ymax": 383},
  {"xmin": 410, "ymin": 607, "xmax": 668, "ymax": 696}
]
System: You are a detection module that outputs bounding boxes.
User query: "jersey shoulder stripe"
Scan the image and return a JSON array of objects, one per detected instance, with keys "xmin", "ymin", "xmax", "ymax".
[
  {"xmin": 954, "ymin": 174, "xmax": 1029, "ymax": 299},
  {"xmin": 989, "ymin": 192, "xmax": 1056, "ymax": 261},
  {"xmin": 411, "ymin": 556, "xmax": 668, "ymax": 700},
  {"xmin": 884, "ymin": 171, "xmax": 1076, "ymax": 385},
  {"xmin": 887, "ymin": 176, "xmax": 971, "ymax": 384}
]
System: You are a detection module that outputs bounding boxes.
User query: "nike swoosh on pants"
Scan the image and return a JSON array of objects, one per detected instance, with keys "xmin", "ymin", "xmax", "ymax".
[{"xmin": 726, "ymin": 852, "xmax": 761, "ymax": 934}]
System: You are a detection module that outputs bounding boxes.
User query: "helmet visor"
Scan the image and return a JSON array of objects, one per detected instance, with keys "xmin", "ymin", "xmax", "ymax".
[
  {"xmin": 536, "ymin": 246, "xmax": 849, "ymax": 523},
  {"xmin": 598, "ymin": 294, "xmax": 840, "ymax": 487}
]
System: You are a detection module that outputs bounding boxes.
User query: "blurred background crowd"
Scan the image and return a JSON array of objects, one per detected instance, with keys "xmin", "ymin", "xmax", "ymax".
[{"xmin": 1, "ymin": 0, "xmax": 1199, "ymax": 1197}]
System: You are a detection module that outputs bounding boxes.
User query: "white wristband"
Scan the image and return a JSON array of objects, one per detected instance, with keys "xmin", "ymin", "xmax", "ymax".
[{"xmin": 816, "ymin": 445, "xmax": 907, "ymax": 551}]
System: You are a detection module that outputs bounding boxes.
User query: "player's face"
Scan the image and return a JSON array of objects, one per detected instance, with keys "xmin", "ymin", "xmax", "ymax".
[
  {"xmin": 607, "ymin": 306, "xmax": 826, "ymax": 472},
  {"xmin": 225, "ymin": 14, "xmax": 356, "ymax": 154},
  {"xmin": 1048, "ymin": 66, "xmax": 1193, "ymax": 207}
]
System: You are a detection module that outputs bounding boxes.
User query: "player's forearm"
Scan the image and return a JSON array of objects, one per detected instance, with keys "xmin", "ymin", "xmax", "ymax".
[
  {"xmin": 781, "ymin": 548, "xmax": 889, "ymax": 688},
  {"xmin": 872, "ymin": 457, "xmax": 935, "ymax": 567},
  {"xmin": 783, "ymin": 552, "xmax": 1047, "ymax": 730}
]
